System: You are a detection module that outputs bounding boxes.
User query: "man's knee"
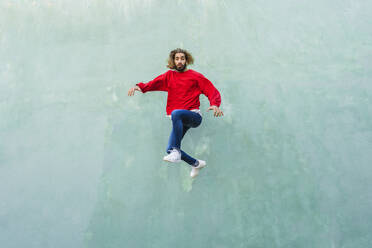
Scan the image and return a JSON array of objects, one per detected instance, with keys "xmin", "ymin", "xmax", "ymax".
[{"xmin": 171, "ymin": 109, "xmax": 182, "ymax": 121}]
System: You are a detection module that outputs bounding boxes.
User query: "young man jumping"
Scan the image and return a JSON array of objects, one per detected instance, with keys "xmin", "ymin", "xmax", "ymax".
[{"xmin": 127, "ymin": 48, "xmax": 223, "ymax": 178}]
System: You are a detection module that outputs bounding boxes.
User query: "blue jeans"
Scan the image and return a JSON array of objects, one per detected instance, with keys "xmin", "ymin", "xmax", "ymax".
[{"xmin": 166, "ymin": 109, "xmax": 202, "ymax": 166}]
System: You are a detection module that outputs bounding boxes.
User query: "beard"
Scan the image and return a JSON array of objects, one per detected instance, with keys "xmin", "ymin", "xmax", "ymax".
[{"xmin": 175, "ymin": 63, "xmax": 186, "ymax": 72}]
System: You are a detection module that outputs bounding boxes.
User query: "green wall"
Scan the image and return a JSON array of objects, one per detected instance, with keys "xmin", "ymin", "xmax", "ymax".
[{"xmin": 1, "ymin": 0, "xmax": 372, "ymax": 247}]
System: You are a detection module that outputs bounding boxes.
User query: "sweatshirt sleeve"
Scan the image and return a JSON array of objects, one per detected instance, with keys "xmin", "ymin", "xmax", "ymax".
[
  {"xmin": 197, "ymin": 74, "xmax": 221, "ymax": 107},
  {"xmin": 136, "ymin": 72, "xmax": 168, "ymax": 93}
]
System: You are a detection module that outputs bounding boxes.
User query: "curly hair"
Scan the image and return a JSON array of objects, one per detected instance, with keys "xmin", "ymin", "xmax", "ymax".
[{"xmin": 167, "ymin": 48, "xmax": 194, "ymax": 69}]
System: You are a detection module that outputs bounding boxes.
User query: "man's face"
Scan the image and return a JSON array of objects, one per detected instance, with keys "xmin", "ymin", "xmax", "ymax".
[{"xmin": 174, "ymin": 53, "xmax": 187, "ymax": 72}]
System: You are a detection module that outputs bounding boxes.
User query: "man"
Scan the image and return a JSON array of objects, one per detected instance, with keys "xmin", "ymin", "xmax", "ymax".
[{"xmin": 128, "ymin": 48, "xmax": 223, "ymax": 178}]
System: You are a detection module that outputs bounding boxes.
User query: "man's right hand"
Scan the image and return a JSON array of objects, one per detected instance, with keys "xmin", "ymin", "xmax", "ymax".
[{"xmin": 128, "ymin": 85, "xmax": 142, "ymax": 96}]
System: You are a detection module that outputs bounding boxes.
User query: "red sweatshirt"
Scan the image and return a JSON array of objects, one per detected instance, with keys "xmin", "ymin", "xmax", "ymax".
[{"xmin": 136, "ymin": 69, "xmax": 221, "ymax": 115}]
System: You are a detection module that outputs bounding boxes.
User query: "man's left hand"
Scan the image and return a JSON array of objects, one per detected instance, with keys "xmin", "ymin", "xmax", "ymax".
[{"xmin": 207, "ymin": 105, "xmax": 224, "ymax": 117}]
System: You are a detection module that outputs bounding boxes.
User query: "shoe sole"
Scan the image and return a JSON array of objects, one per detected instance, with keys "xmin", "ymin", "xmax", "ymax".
[
  {"xmin": 163, "ymin": 158, "xmax": 182, "ymax": 163},
  {"xmin": 190, "ymin": 164, "xmax": 206, "ymax": 178}
]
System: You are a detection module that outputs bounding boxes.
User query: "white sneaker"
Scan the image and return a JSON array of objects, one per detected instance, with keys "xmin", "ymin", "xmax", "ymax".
[
  {"xmin": 163, "ymin": 149, "xmax": 181, "ymax": 163},
  {"xmin": 190, "ymin": 160, "xmax": 206, "ymax": 178}
]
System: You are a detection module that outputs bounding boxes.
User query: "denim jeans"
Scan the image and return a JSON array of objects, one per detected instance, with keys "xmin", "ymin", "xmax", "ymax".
[{"xmin": 166, "ymin": 109, "xmax": 202, "ymax": 166}]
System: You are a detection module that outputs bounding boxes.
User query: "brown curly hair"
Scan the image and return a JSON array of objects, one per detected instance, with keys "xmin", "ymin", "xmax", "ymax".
[{"xmin": 167, "ymin": 48, "xmax": 194, "ymax": 69}]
